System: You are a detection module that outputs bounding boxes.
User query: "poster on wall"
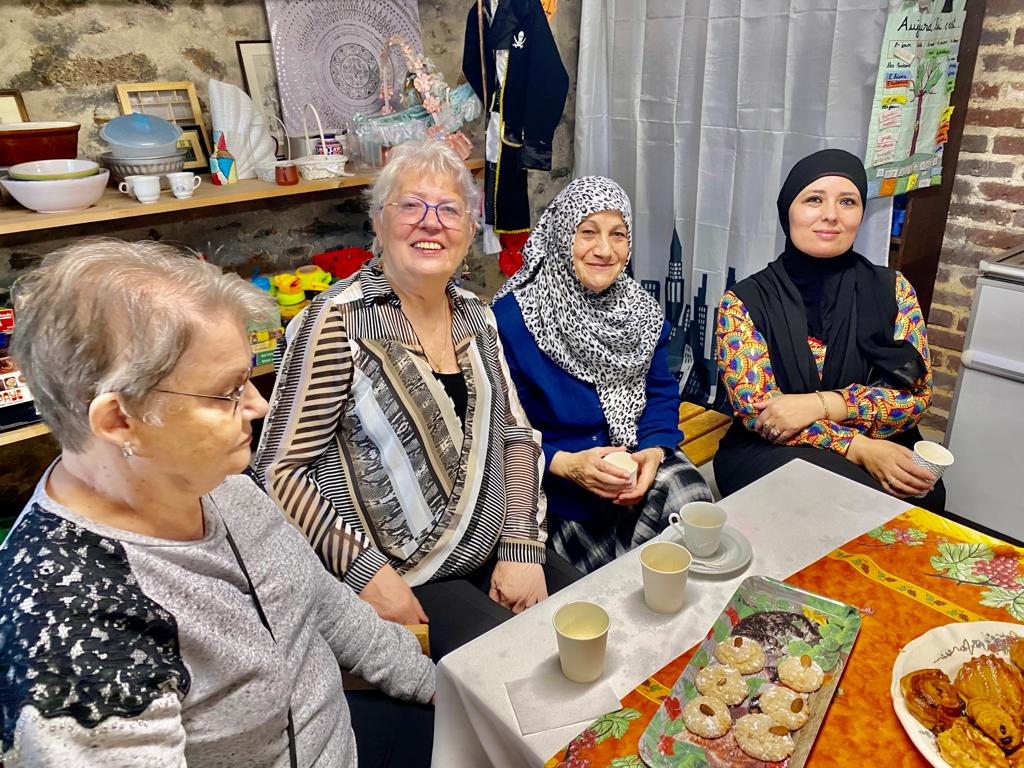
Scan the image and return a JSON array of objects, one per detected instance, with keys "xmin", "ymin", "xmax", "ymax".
[
  {"xmin": 864, "ymin": 0, "xmax": 966, "ymax": 198},
  {"xmin": 264, "ymin": 0, "xmax": 422, "ymax": 136}
]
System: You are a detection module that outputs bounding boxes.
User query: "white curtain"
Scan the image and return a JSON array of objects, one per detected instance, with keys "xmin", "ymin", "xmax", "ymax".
[{"xmin": 575, "ymin": 0, "xmax": 896, "ymax": 403}]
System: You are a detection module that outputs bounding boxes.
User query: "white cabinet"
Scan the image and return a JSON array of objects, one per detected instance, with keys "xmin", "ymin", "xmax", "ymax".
[{"xmin": 944, "ymin": 247, "xmax": 1024, "ymax": 537}]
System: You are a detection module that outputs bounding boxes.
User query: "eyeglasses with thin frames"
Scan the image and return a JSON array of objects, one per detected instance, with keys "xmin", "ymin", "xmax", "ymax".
[
  {"xmin": 152, "ymin": 368, "xmax": 253, "ymax": 415},
  {"xmin": 383, "ymin": 195, "xmax": 469, "ymax": 231}
]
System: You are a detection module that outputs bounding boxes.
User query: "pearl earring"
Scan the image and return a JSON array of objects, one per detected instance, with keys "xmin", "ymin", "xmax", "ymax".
[{"xmin": 121, "ymin": 441, "xmax": 134, "ymax": 459}]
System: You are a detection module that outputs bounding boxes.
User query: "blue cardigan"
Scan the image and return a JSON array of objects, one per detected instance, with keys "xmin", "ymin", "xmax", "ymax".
[{"xmin": 492, "ymin": 294, "xmax": 683, "ymax": 523}]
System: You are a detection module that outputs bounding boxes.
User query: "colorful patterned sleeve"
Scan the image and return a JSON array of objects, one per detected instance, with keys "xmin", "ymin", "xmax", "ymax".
[
  {"xmin": 835, "ymin": 273, "xmax": 932, "ymax": 438},
  {"xmin": 715, "ymin": 291, "xmax": 861, "ymax": 455}
]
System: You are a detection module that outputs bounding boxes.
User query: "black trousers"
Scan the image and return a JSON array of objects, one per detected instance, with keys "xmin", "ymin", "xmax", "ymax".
[
  {"xmin": 345, "ymin": 550, "xmax": 582, "ymax": 767},
  {"xmin": 412, "ymin": 548, "xmax": 582, "ymax": 661},
  {"xmin": 714, "ymin": 421, "xmax": 947, "ymax": 514}
]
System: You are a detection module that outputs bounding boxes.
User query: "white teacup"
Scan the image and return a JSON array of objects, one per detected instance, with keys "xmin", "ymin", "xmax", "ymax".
[
  {"xmin": 669, "ymin": 501, "xmax": 727, "ymax": 557},
  {"xmin": 132, "ymin": 175, "xmax": 161, "ymax": 204},
  {"xmin": 166, "ymin": 171, "xmax": 202, "ymax": 200},
  {"xmin": 913, "ymin": 440, "xmax": 954, "ymax": 480},
  {"xmin": 640, "ymin": 541, "xmax": 691, "ymax": 614},
  {"xmin": 604, "ymin": 451, "xmax": 638, "ymax": 486},
  {"xmin": 117, "ymin": 174, "xmax": 145, "ymax": 199},
  {"xmin": 552, "ymin": 601, "xmax": 609, "ymax": 684}
]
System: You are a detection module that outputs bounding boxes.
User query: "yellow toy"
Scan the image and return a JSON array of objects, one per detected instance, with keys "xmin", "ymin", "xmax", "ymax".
[{"xmin": 271, "ymin": 273, "xmax": 310, "ymax": 322}]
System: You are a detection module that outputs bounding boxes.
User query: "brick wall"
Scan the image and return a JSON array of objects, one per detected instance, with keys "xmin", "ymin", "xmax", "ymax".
[{"xmin": 924, "ymin": 0, "xmax": 1024, "ymax": 434}]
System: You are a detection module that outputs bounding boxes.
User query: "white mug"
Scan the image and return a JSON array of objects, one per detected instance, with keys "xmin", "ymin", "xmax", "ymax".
[
  {"xmin": 604, "ymin": 451, "xmax": 638, "ymax": 486},
  {"xmin": 669, "ymin": 501, "xmax": 727, "ymax": 557},
  {"xmin": 132, "ymin": 175, "xmax": 161, "ymax": 204},
  {"xmin": 166, "ymin": 171, "xmax": 202, "ymax": 200},
  {"xmin": 640, "ymin": 541, "xmax": 692, "ymax": 614},
  {"xmin": 117, "ymin": 175, "xmax": 144, "ymax": 199},
  {"xmin": 552, "ymin": 601, "xmax": 609, "ymax": 683}
]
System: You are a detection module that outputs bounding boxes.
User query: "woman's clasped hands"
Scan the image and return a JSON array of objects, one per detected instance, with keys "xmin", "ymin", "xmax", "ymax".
[{"xmin": 550, "ymin": 445, "xmax": 664, "ymax": 506}]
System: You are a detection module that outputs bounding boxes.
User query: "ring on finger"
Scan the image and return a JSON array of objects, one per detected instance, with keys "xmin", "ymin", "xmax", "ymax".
[{"xmin": 886, "ymin": 476, "xmax": 896, "ymax": 486}]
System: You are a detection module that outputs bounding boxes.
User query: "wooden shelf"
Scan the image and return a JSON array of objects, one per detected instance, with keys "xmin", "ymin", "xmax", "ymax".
[
  {"xmin": 0, "ymin": 421, "xmax": 51, "ymax": 448},
  {"xmin": 0, "ymin": 363, "xmax": 277, "ymax": 448},
  {"xmin": 0, "ymin": 156, "xmax": 485, "ymax": 236}
]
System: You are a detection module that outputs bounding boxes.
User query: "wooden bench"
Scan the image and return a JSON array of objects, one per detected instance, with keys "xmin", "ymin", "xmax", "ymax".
[{"xmin": 678, "ymin": 402, "xmax": 732, "ymax": 467}]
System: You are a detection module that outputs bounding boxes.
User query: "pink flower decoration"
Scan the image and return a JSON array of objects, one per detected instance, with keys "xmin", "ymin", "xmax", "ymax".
[
  {"xmin": 414, "ymin": 73, "xmax": 433, "ymax": 93},
  {"xmin": 423, "ymin": 96, "xmax": 442, "ymax": 114}
]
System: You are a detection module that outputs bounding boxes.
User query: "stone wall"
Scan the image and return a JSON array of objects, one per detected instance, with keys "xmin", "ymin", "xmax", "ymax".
[
  {"xmin": 0, "ymin": 0, "xmax": 581, "ymax": 298},
  {"xmin": 924, "ymin": 0, "xmax": 1024, "ymax": 434}
]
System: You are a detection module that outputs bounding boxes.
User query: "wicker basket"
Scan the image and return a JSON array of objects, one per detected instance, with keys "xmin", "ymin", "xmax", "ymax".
[{"xmin": 293, "ymin": 103, "xmax": 352, "ymax": 181}]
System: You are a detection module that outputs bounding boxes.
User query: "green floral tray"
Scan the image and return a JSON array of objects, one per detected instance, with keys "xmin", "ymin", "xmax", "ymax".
[{"xmin": 637, "ymin": 575, "xmax": 861, "ymax": 767}]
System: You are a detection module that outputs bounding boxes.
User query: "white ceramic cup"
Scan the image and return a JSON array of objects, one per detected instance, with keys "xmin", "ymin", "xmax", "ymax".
[
  {"xmin": 669, "ymin": 501, "xmax": 727, "ymax": 557},
  {"xmin": 166, "ymin": 171, "xmax": 202, "ymax": 199},
  {"xmin": 117, "ymin": 174, "xmax": 144, "ymax": 199},
  {"xmin": 552, "ymin": 601, "xmax": 609, "ymax": 683},
  {"xmin": 132, "ymin": 175, "xmax": 161, "ymax": 204},
  {"xmin": 604, "ymin": 451, "xmax": 638, "ymax": 486},
  {"xmin": 913, "ymin": 440, "xmax": 954, "ymax": 481},
  {"xmin": 640, "ymin": 541, "xmax": 692, "ymax": 614}
]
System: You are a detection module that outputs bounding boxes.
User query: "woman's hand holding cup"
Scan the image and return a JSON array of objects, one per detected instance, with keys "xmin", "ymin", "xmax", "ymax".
[{"xmin": 550, "ymin": 446, "xmax": 635, "ymax": 499}]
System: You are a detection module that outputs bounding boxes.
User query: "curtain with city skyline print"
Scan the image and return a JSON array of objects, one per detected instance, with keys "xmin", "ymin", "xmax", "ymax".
[{"xmin": 574, "ymin": 0, "xmax": 898, "ymax": 409}]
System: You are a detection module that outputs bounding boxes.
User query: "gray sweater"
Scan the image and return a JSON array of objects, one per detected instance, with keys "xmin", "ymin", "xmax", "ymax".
[{"xmin": 0, "ymin": 470, "xmax": 435, "ymax": 767}]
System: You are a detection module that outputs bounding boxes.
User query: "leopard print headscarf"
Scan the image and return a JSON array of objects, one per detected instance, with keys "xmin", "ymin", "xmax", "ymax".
[{"xmin": 493, "ymin": 176, "xmax": 664, "ymax": 448}]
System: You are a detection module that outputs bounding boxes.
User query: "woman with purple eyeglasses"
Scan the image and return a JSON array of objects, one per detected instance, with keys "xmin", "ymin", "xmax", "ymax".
[{"xmin": 256, "ymin": 139, "xmax": 579, "ymax": 667}]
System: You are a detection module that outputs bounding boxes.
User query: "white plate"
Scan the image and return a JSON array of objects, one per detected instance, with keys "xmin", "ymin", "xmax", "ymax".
[
  {"xmin": 890, "ymin": 621, "xmax": 1024, "ymax": 768},
  {"xmin": 657, "ymin": 523, "xmax": 752, "ymax": 576}
]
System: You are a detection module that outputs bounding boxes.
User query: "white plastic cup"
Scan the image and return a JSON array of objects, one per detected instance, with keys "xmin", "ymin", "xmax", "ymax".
[
  {"xmin": 670, "ymin": 501, "xmax": 727, "ymax": 557},
  {"xmin": 117, "ymin": 174, "xmax": 144, "ymax": 199},
  {"xmin": 166, "ymin": 171, "xmax": 201, "ymax": 199},
  {"xmin": 640, "ymin": 541, "xmax": 692, "ymax": 614},
  {"xmin": 132, "ymin": 175, "xmax": 161, "ymax": 204},
  {"xmin": 913, "ymin": 440, "xmax": 954, "ymax": 481},
  {"xmin": 552, "ymin": 601, "xmax": 609, "ymax": 683},
  {"xmin": 604, "ymin": 451, "xmax": 638, "ymax": 486}
]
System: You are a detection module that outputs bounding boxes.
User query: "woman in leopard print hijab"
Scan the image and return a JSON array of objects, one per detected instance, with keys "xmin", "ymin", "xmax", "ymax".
[{"xmin": 492, "ymin": 176, "xmax": 712, "ymax": 573}]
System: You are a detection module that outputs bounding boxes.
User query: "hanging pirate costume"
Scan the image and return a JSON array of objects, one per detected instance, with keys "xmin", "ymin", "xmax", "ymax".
[
  {"xmin": 462, "ymin": 0, "xmax": 569, "ymax": 235},
  {"xmin": 493, "ymin": 177, "xmax": 712, "ymax": 573},
  {"xmin": 713, "ymin": 149, "xmax": 945, "ymax": 512}
]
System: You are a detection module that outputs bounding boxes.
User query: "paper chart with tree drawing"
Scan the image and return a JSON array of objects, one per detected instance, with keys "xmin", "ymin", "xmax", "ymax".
[{"xmin": 864, "ymin": 0, "xmax": 966, "ymax": 198}]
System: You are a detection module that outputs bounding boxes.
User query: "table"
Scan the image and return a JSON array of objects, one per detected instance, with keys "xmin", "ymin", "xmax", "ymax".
[{"xmin": 432, "ymin": 460, "xmax": 912, "ymax": 767}]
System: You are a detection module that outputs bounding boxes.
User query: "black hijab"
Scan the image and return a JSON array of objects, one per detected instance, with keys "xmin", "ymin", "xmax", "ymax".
[{"xmin": 731, "ymin": 149, "xmax": 925, "ymax": 395}]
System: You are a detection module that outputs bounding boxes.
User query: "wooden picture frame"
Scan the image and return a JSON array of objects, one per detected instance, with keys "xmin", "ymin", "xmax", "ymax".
[
  {"xmin": 176, "ymin": 127, "xmax": 209, "ymax": 171},
  {"xmin": 0, "ymin": 89, "xmax": 29, "ymax": 123},
  {"xmin": 236, "ymin": 40, "xmax": 285, "ymax": 154},
  {"xmin": 116, "ymin": 81, "xmax": 211, "ymax": 158}
]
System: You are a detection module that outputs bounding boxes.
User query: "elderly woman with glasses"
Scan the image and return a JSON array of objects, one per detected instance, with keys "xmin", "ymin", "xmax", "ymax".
[
  {"xmin": 256, "ymin": 139, "xmax": 578, "ymax": 660},
  {"xmin": 0, "ymin": 240, "xmax": 435, "ymax": 767}
]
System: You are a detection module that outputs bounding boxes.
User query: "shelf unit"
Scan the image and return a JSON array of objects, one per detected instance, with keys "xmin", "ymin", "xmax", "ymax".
[
  {"xmin": 0, "ymin": 156, "xmax": 484, "ymax": 236},
  {"xmin": 1, "ymin": 154, "xmax": 485, "ymax": 447}
]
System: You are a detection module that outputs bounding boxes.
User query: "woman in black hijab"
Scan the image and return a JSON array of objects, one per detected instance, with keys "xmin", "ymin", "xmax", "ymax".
[{"xmin": 713, "ymin": 149, "xmax": 945, "ymax": 512}]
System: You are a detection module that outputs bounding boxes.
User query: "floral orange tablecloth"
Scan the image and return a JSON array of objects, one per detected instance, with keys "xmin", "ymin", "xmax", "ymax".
[{"xmin": 545, "ymin": 508, "xmax": 1024, "ymax": 767}]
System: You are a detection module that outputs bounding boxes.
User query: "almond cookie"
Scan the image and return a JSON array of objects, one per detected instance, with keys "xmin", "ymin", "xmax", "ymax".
[
  {"xmin": 777, "ymin": 653, "xmax": 824, "ymax": 693},
  {"xmin": 733, "ymin": 713, "xmax": 795, "ymax": 762},
  {"xmin": 937, "ymin": 718, "xmax": 1010, "ymax": 768},
  {"xmin": 695, "ymin": 663, "xmax": 748, "ymax": 706},
  {"xmin": 714, "ymin": 635, "xmax": 767, "ymax": 674},
  {"xmin": 683, "ymin": 695, "xmax": 732, "ymax": 739},
  {"xmin": 758, "ymin": 684, "xmax": 811, "ymax": 730}
]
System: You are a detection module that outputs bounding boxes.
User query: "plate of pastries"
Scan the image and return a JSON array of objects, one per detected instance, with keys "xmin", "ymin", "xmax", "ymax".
[{"xmin": 892, "ymin": 621, "xmax": 1024, "ymax": 768}]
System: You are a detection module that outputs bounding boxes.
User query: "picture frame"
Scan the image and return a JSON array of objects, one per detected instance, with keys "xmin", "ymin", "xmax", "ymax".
[
  {"xmin": 0, "ymin": 89, "xmax": 29, "ymax": 124},
  {"xmin": 116, "ymin": 81, "xmax": 211, "ymax": 157},
  {"xmin": 236, "ymin": 40, "xmax": 285, "ymax": 154},
  {"xmin": 176, "ymin": 127, "xmax": 209, "ymax": 171}
]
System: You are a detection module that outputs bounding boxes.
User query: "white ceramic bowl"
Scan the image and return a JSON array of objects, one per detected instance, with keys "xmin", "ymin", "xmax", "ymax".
[
  {"xmin": 100, "ymin": 151, "xmax": 186, "ymax": 188},
  {"xmin": 8, "ymin": 158, "xmax": 99, "ymax": 181},
  {"xmin": 0, "ymin": 169, "xmax": 109, "ymax": 213}
]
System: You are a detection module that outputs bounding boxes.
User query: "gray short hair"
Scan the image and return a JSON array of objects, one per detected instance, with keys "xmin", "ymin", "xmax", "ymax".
[
  {"xmin": 366, "ymin": 138, "xmax": 480, "ymax": 255},
  {"xmin": 11, "ymin": 238, "xmax": 275, "ymax": 452}
]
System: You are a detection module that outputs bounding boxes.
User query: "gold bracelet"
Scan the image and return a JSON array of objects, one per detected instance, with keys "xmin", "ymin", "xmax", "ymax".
[{"xmin": 816, "ymin": 390, "xmax": 832, "ymax": 422}]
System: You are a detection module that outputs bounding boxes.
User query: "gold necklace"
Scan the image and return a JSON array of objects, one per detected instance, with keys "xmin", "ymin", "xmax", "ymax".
[{"xmin": 405, "ymin": 300, "xmax": 452, "ymax": 373}]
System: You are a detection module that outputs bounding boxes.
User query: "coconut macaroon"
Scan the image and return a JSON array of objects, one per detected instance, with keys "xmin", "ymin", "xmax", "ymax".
[
  {"xmin": 695, "ymin": 664, "xmax": 749, "ymax": 706},
  {"xmin": 734, "ymin": 713, "xmax": 796, "ymax": 762},
  {"xmin": 758, "ymin": 684, "xmax": 811, "ymax": 730},
  {"xmin": 714, "ymin": 635, "xmax": 766, "ymax": 675},
  {"xmin": 777, "ymin": 654, "xmax": 825, "ymax": 693},
  {"xmin": 683, "ymin": 695, "xmax": 733, "ymax": 739}
]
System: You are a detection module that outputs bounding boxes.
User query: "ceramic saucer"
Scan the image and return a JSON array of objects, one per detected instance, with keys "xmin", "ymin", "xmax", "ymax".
[{"xmin": 658, "ymin": 523, "xmax": 752, "ymax": 576}]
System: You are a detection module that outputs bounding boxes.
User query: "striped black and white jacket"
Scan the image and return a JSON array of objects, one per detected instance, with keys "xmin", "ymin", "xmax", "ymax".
[{"xmin": 254, "ymin": 259, "xmax": 547, "ymax": 593}]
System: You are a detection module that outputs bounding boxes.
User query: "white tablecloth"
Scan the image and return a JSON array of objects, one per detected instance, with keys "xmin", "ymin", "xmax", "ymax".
[{"xmin": 432, "ymin": 459, "xmax": 912, "ymax": 767}]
